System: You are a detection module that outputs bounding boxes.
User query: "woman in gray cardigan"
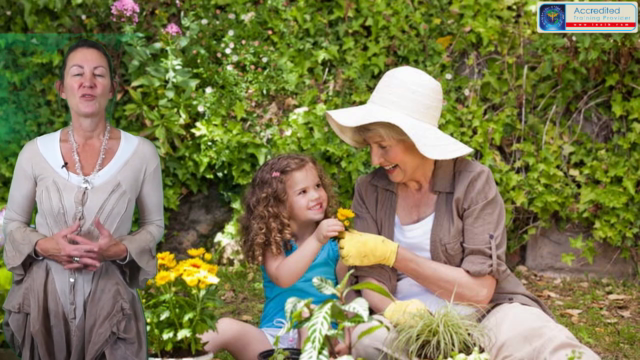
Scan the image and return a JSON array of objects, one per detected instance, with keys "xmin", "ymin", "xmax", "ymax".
[
  {"xmin": 2, "ymin": 39, "xmax": 163, "ymax": 360},
  {"xmin": 326, "ymin": 66, "xmax": 599, "ymax": 360}
]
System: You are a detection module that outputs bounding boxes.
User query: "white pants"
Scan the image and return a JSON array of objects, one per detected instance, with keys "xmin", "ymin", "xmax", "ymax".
[{"xmin": 351, "ymin": 303, "xmax": 600, "ymax": 360}]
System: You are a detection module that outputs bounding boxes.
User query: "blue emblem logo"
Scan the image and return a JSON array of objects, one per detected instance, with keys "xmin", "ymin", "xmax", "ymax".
[{"xmin": 540, "ymin": 4, "xmax": 566, "ymax": 31}]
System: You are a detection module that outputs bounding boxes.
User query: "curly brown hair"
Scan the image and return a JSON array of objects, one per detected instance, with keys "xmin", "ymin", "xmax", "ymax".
[{"xmin": 239, "ymin": 154, "xmax": 337, "ymax": 265}]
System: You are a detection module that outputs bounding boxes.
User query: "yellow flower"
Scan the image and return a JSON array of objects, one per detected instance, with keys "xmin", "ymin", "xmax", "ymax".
[
  {"xmin": 182, "ymin": 274, "xmax": 199, "ymax": 287},
  {"xmin": 187, "ymin": 248, "xmax": 206, "ymax": 257},
  {"xmin": 157, "ymin": 251, "xmax": 171, "ymax": 261},
  {"xmin": 337, "ymin": 208, "xmax": 355, "ymax": 221},
  {"xmin": 155, "ymin": 271, "xmax": 173, "ymax": 286},
  {"xmin": 343, "ymin": 220, "xmax": 350, "ymax": 227},
  {"xmin": 199, "ymin": 282, "xmax": 207, "ymax": 289},
  {"xmin": 197, "ymin": 270, "xmax": 220, "ymax": 286},
  {"xmin": 157, "ymin": 251, "xmax": 176, "ymax": 269},
  {"xmin": 207, "ymin": 264, "xmax": 218, "ymax": 276},
  {"xmin": 204, "ymin": 253, "xmax": 213, "ymax": 261},
  {"xmin": 146, "ymin": 279, "xmax": 153, "ymax": 287}
]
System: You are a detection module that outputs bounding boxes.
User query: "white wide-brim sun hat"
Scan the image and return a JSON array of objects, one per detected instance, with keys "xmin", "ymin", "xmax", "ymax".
[{"xmin": 326, "ymin": 66, "xmax": 473, "ymax": 160}]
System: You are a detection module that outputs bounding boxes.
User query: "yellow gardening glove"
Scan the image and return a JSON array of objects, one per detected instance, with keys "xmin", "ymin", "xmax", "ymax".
[
  {"xmin": 338, "ymin": 229, "xmax": 399, "ymax": 267},
  {"xmin": 383, "ymin": 299, "xmax": 429, "ymax": 326}
]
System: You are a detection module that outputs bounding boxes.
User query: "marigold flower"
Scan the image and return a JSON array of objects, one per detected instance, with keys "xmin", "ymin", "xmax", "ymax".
[
  {"xmin": 182, "ymin": 274, "xmax": 199, "ymax": 287},
  {"xmin": 204, "ymin": 253, "xmax": 213, "ymax": 261},
  {"xmin": 337, "ymin": 208, "xmax": 355, "ymax": 221},
  {"xmin": 344, "ymin": 220, "xmax": 350, "ymax": 227},
  {"xmin": 155, "ymin": 271, "xmax": 173, "ymax": 286},
  {"xmin": 187, "ymin": 248, "xmax": 206, "ymax": 257}
]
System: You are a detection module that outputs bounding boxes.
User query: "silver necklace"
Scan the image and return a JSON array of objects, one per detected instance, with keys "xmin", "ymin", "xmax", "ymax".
[{"xmin": 68, "ymin": 122, "xmax": 111, "ymax": 190}]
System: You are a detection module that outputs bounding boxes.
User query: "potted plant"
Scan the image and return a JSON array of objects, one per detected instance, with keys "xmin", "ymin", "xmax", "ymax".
[
  {"xmin": 281, "ymin": 269, "xmax": 392, "ymax": 360},
  {"xmin": 141, "ymin": 248, "xmax": 221, "ymax": 360},
  {"xmin": 389, "ymin": 302, "xmax": 490, "ymax": 360}
]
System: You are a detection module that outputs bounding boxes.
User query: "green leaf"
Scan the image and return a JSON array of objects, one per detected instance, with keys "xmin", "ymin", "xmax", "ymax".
[
  {"xmin": 349, "ymin": 281, "xmax": 393, "ymax": 300},
  {"xmin": 233, "ymin": 101, "xmax": 245, "ymax": 119},
  {"xmin": 561, "ymin": 253, "xmax": 576, "ymax": 266},
  {"xmin": 312, "ymin": 276, "xmax": 340, "ymax": 297},
  {"xmin": 341, "ymin": 297, "xmax": 370, "ymax": 320},
  {"xmin": 300, "ymin": 303, "xmax": 332, "ymax": 360},
  {"xmin": 356, "ymin": 323, "xmax": 386, "ymax": 342},
  {"xmin": 177, "ymin": 328, "xmax": 192, "ymax": 340}
]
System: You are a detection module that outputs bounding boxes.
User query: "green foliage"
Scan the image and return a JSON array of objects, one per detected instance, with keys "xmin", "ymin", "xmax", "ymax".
[
  {"xmin": 1, "ymin": 0, "xmax": 639, "ymax": 265},
  {"xmin": 283, "ymin": 270, "xmax": 388, "ymax": 360}
]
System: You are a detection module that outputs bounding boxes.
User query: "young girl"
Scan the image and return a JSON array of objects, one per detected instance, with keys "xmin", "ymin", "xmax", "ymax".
[{"xmin": 198, "ymin": 154, "xmax": 348, "ymax": 360}]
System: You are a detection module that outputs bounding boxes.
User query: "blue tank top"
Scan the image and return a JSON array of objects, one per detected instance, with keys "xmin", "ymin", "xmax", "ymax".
[{"xmin": 259, "ymin": 240, "xmax": 340, "ymax": 329}]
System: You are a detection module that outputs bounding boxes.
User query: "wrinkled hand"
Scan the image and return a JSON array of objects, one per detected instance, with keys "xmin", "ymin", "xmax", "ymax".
[
  {"xmin": 338, "ymin": 230, "xmax": 398, "ymax": 267},
  {"xmin": 313, "ymin": 219, "xmax": 345, "ymax": 245},
  {"xmin": 67, "ymin": 219, "xmax": 128, "ymax": 270},
  {"xmin": 34, "ymin": 221, "xmax": 100, "ymax": 270},
  {"xmin": 383, "ymin": 299, "xmax": 429, "ymax": 326}
]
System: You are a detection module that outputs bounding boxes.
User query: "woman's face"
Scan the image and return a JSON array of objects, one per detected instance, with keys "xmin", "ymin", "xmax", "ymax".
[
  {"xmin": 364, "ymin": 133, "xmax": 425, "ymax": 184},
  {"xmin": 59, "ymin": 48, "xmax": 113, "ymax": 119}
]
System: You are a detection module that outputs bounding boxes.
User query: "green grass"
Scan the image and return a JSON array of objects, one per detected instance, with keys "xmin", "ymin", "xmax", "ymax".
[{"xmin": 210, "ymin": 264, "xmax": 639, "ymax": 360}]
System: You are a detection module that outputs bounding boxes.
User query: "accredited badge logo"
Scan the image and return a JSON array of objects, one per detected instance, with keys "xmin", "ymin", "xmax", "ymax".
[
  {"xmin": 540, "ymin": 4, "xmax": 566, "ymax": 30},
  {"xmin": 538, "ymin": 2, "xmax": 638, "ymax": 33}
]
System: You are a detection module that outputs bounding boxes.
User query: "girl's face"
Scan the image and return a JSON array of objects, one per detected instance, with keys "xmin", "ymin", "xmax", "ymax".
[
  {"xmin": 59, "ymin": 47, "xmax": 113, "ymax": 118},
  {"xmin": 285, "ymin": 163, "xmax": 328, "ymax": 227}
]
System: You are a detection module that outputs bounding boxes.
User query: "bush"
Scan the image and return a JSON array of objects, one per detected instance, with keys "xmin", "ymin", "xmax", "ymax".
[{"xmin": 1, "ymin": 0, "xmax": 638, "ymax": 267}]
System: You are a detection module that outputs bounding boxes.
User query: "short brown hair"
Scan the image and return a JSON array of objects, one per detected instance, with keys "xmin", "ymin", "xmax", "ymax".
[{"xmin": 239, "ymin": 154, "xmax": 337, "ymax": 265}]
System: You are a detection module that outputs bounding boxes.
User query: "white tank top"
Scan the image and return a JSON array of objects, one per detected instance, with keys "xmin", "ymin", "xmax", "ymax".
[{"xmin": 394, "ymin": 214, "xmax": 475, "ymax": 315}]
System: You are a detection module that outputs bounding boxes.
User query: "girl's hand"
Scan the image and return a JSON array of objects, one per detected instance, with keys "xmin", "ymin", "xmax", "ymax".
[
  {"xmin": 34, "ymin": 221, "xmax": 100, "ymax": 270},
  {"xmin": 312, "ymin": 219, "xmax": 345, "ymax": 245}
]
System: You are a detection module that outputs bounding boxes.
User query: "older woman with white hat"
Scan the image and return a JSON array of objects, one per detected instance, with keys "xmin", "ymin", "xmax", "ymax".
[{"xmin": 326, "ymin": 66, "xmax": 599, "ymax": 360}]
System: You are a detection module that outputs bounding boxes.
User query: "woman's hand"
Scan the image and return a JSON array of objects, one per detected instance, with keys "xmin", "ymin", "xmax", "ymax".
[
  {"xmin": 67, "ymin": 219, "xmax": 128, "ymax": 270},
  {"xmin": 34, "ymin": 221, "xmax": 100, "ymax": 270},
  {"xmin": 338, "ymin": 230, "xmax": 398, "ymax": 267},
  {"xmin": 312, "ymin": 219, "xmax": 345, "ymax": 245},
  {"xmin": 383, "ymin": 299, "xmax": 428, "ymax": 326}
]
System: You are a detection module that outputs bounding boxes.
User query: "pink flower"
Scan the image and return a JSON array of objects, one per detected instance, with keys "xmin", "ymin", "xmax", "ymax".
[
  {"xmin": 164, "ymin": 23, "xmax": 182, "ymax": 36},
  {"xmin": 110, "ymin": 0, "xmax": 140, "ymax": 24}
]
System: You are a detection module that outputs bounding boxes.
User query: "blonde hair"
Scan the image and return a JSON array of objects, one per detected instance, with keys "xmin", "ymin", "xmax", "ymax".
[{"xmin": 353, "ymin": 122, "xmax": 411, "ymax": 146}]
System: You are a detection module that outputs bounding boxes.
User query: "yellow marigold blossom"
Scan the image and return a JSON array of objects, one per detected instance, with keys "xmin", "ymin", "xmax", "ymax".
[
  {"xmin": 337, "ymin": 208, "xmax": 355, "ymax": 221},
  {"xmin": 182, "ymin": 274, "xmax": 199, "ymax": 287},
  {"xmin": 183, "ymin": 257, "xmax": 207, "ymax": 270},
  {"xmin": 199, "ymin": 282, "xmax": 207, "ymax": 289},
  {"xmin": 157, "ymin": 252, "xmax": 176, "ymax": 269},
  {"xmin": 146, "ymin": 279, "xmax": 153, "ymax": 287},
  {"xmin": 155, "ymin": 271, "xmax": 173, "ymax": 286},
  {"xmin": 207, "ymin": 264, "xmax": 218, "ymax": 276},
  {"xmin": 204, "ymin": 253, "xmax": 213, "ymax": 261},
  {"xmin": 343, "ymin": 220, "xmax": 350, "ymax": 227},
  {"xmin": 187, "ymin": 247, "xmax": 206, "ymax": 257},
  {"xmin": 157, "ymin": 251, "xmax": 172, "ymax": 261}
]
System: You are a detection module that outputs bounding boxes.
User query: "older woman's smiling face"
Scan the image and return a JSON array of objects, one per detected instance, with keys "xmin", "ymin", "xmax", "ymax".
[
  {"xmin": 364, "ymin": 133, "xmax": 426, "ymax": 184},
  {"xmin": 59, "ymin": 48, "xmax": 113, "ymax": 118}
]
